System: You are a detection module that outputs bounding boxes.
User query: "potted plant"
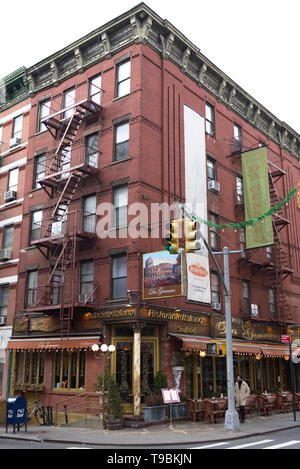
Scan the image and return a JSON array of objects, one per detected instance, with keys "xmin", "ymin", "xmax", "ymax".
[
  {"xmin": 106, "ymin": 377, "xmax": 124, "ymax": 430},
  {"xmin": 143, "ymin": 371, "xmax": 168, "ymax": 423},
  {"xmin": 94, "ymin": 372, "xmax": 124, "ymax": 430}
]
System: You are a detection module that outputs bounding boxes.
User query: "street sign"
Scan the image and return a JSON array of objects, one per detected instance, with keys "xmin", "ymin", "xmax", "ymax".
[{"xmin": 281, "ymin": 335, "xmax": 291, "ymax": 344}]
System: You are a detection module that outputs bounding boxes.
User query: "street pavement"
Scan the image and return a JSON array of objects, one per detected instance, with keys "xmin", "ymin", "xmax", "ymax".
[{"xmin": 0, "ymin": 412, "xmax": 300, "ymax": 447}]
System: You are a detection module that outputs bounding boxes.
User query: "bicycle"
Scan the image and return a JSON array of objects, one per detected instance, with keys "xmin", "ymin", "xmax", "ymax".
[{"xmin": 25, "ymin": 400, "xmax": 46, "ymax": 425}]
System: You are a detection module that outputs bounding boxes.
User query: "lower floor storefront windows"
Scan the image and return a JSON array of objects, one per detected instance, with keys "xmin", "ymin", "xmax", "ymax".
[
  {"xmin": 53, "ymin": 350, "xmax": 86, "ymax": 391},
  {"xmin": 185, "ymin": 352, "xmax": 288, "ymax": 399},
  {"xmin": 14, "ymin": 351, "xmax": 45, "ymax": 389}
]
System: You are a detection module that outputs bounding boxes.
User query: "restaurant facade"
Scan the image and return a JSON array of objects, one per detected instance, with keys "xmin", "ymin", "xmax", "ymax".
[{"xmin": 1, "ymin": 3, "xmax": 300, "ymax": 419}]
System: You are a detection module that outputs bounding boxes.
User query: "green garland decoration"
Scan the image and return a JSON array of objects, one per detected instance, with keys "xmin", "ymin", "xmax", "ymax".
[{"xmin": 182, "ymin": 187, "xmax": 297, "ymax": 230}]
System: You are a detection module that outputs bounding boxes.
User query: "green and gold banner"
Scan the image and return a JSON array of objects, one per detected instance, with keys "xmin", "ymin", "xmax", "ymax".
[{"xmin": 242, "ymin": 147, "xmax": 274, "ymax": 249}]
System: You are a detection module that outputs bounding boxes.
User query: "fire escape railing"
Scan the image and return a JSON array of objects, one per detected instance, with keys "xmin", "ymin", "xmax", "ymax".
[{"xmin": 28, "ymin": 80, "xmax": 103, "ymax": 337}]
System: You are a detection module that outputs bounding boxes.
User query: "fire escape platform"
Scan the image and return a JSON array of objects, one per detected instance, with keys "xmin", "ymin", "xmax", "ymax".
[{"xmin": 39, "ymin": 164, "xmax": 99, "ymax": 189}]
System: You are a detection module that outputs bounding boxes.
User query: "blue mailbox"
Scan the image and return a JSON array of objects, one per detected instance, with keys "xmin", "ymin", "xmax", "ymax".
[{"xmin": 6, "ymin": 396, "xmax": 27, "ymax": 433}]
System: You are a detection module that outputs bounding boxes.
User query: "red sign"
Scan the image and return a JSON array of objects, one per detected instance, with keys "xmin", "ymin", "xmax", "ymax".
[{"xmin": 281, "ymin": 335, "xmax": 291, "ymax": 344}]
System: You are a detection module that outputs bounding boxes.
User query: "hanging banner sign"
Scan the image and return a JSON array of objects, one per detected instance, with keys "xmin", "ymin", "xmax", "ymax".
[
  {"xmin": 184, "ymin": 105, "xmax": 210, "ymax": 302},
  {"xmin": 242, "ymin": 147, "xmax": 274, "ymax": 249},
  {"xmin": 186, "ymin": 252, "xmax": 211, "ymax": 304}
]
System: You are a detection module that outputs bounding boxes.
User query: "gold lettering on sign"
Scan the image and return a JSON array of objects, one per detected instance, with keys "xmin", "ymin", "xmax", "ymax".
[
  {"xmin": 84, "ymin": 309, "xmax": 135, "ymax": 320},
  {"xmin": 147, "ymin": 309, "xmax": 204, "ymax": 324}
]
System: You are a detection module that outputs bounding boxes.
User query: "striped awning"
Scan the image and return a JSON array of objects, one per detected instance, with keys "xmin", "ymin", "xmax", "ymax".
[
  {"xmin": 260, "ymin": 344, "xmax": 290, "ymax": 357},
  {"xmin": 7, "ymin": 337, "xmax": 100, "ymax": 352}
]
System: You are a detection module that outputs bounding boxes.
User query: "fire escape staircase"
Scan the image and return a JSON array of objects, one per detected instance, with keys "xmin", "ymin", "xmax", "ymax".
[{"xmin": 31, "ymin": 84, "xmax": 102, "ymax": 336}]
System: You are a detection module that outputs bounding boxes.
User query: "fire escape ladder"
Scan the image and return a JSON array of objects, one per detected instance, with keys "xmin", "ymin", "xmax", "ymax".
[
  {"xmin": 267, "ymin": 164, "xmax": 293, "ymax": 323},
  {"xmin": 58, "ymin": 235, "xmax": 76, "ymax": 338}
]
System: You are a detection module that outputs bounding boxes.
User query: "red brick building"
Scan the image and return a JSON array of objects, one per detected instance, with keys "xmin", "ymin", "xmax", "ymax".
[{"xmin": 1, "ymin": 4, "xmax": 300, "ymax": 418}]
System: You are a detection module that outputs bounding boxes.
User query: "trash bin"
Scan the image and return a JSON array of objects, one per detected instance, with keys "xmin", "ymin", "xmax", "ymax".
[{"xmin": 6, "ymin": 396, "xmax": 27, "ymax": 433}]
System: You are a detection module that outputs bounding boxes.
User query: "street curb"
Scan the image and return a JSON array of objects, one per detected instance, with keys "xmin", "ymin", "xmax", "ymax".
[{"xmin": 1, "ymin": 423, "xmax": 298, "ymax": 447}]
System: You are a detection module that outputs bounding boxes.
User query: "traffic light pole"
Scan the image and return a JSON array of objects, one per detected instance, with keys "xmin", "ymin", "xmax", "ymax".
[
  {"xmin": 180, "ymin": 205, "xmax": 243, "ymax": 429},
  {"xmin": 213, "ymin": 247, "xmax": 242, "ymax": 431}
]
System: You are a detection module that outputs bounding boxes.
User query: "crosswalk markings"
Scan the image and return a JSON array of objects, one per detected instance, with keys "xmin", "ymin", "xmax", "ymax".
[
  {"xmin": 191, "ymin": 442, "xmax": 231, "ymax": 449},
  {"xmin": 192, "ymin": 439, "xmax": 300, "ymax": 450},
  {"xmin": 227, "ymin": 439, "xmax": 273, "ymax": 449},
  {"xmin": 263, "ymin": 440, "xmax": 300, "ymax": 449}
]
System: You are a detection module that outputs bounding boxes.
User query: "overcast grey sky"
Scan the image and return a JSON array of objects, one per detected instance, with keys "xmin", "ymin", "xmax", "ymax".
[{"xmin": 1, "ymin": 0, "xmax": 299, "ymax": 134}]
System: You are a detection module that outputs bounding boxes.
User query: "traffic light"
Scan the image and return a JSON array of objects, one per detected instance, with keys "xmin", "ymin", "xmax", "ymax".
[
  {"xmin": 206, "ymin": 342, "xmax": 226, "ymax": 357},
  {"xmin": 185, "ymin": 219, "xmax": 199, "ymax": 252},
  {"xmin": 165, "ymin": 220, "xmax": 180, "ymax": 254}
]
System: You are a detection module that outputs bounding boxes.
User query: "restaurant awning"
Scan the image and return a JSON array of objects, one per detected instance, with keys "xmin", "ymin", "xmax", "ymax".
[
  {"xmin": 232, "ymin": 342, "xmax": 262, "ymax": 355},
  {"xmin": 260, "ymin": 345, "xmax": 290, "ymax": 357},
  {"xmin": 7, "ymin": 337, "xmax": 100, "ymax": 352},
  {"xmin": 170, "ymin": 334, "xmax": 209, "ymax": 351}
]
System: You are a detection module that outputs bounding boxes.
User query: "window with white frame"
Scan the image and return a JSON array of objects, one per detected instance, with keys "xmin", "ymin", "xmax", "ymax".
[
  {"xmin": 85, "ymin": 133, "xmax": 99, "ymax": 168},
  {"xmin": 242, "ymin": 281, "xmax": 251, "ymax": 315},
  {"xmin": 3, "ymin": 224, "xmax": 14, "ymax": 250},
  {"xmin": 82, "ymin": 194, "xmax": 96, "ymax": 233},
  {"xmin": 34, "ymin": 153, "xmax": 46, "ymax": 188},
  {"xmin": 12, "ymin": 115, "xmax": 22, "ymax": 140},
  {"xmin": 207, "ymin": 158, "xmax": 216, "ymax": 182},
  {"xmin": 8, "ymin": 167, "xmax": 18, "ymax": 192},
  {"xmin": 205, "ymin": 103, "xmax": 215, "ymax": 136},
  {"xmin": 113, "ymin": 185, "xmax": 128, "ymax": 228},
  {"xmin": 269, "ymin": 287, "xmax": 277, "ymax": 319},
  {"xmin": 116, "ymin": 60, "xmax": 130, "ymax": 97},
  {"xmin": 211, "ymin": 272, "xmax": 220, "ymax": 304},
  {"xmin": 26, "ymin": 270, "xmax": 38, "ymax": 307},
  {"xmin": 236, "ymin": 175, "xmax": 244, "ymax": 204},
  {"xmin": 80, "ymin": 260, "xmax": 94, "ymax": 302},
  {"xmin": 63, "ymin": 87, "xmax": 75, "ymax": 119},
  {"xmin": 30, "ymin": 210, "xmax": 42, "ymax": 242},
  {"xmin": 112, "ymin": 254, "xmax": 127, "ymax": 299},
  {"xmin": 234, "ymin": 123, "xmax": 242, "ymax": 150},
  {"xmin": 114, "ymin": 121, "xmax": 129, "ymax": 161},
  {"xmin": 38, "ymin": 99, "xmax": 51, "ymax": 132},
  {"xmin": 0, "ymin": 285, "xmax": 9, "ymax": 319},
  {"xmin": 89, "ymin": 74, "xmax": 101, "ymax": 105}
]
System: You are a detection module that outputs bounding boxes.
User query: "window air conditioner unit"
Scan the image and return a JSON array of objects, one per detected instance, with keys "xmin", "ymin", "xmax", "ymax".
[
  {"xmin": 9, "ymin": 137, "xmax": 21, "ymax": 147},
  {"xmin": 4, "ymin": 190, "xmax": 17, "ymax": 202},
  {"xmin": 0, "ymin": 317, "xmax": 6, "ymax": 325},
  {"xmin": 208, "ymin": 180, "xmax": 220, "ymax": 193},
  {"xmin": 211, "ymin": 302, "xmax": 221, "ymax": 311},
  {"xmin": 0, "ymin": 248, "xmax": 12, "ymax": 261}
]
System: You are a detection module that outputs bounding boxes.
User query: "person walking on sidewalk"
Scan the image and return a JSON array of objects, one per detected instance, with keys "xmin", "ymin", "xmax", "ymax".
[{"xmin": 235, "ymin": 375, "xmax": 250, "ymax": 423}]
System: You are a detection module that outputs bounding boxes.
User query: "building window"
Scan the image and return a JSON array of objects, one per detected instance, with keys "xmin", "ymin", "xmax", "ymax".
[
  {"xmin": 63, "ymin": 87, "xmax": 75, "ymax": 119},
  {"xmin": 236, "ymin": 176, "xmax": 244, "ymax": 204},
  {"xmin": 3, "ymin": 225, "xmax": 14, "ymax": 250},
  {"xmin": 207, "ymin": 158, "xmax": 216, "ymax": 182},
  {"xmin": 205, "ymin": 103, "xmax": 215, "ymax": 136},
  {"xmin": 85, "ymin": 133, "xmax": 99, "ymax": 168},
  {"xmin": 15, "ymin": 351, "xmax": 46, "ymax": 387},
  {"xmin": 34, "ymin": 153, "xmax": 46, "ymax": 188},
  {"xmin": 26, "ymin": 270, "xmax": 38, "ymax": 307},
  {"xmin": 234, "ymin": 123, "xmax": 242, "ymax": 150},
  {"xmin": 112, "ymin": 254, "xmax": 127, "ymax": 299},
  {"xmin": 8, "ymin": 167, "xmax": 18, "ymax": 192},
  {"xmin": 116, "ymin": 60, "xmax": 130, "ymax": 97},
  {"xmin": 211, "ymin": 273, "xmax": 220, "ymax": 304},
  {"xmin": 82, "ymin": 195, "xmax": 96, "ymax": 233},
  {"xmin": 89, "ymin": 74, "xmax": 101, "ymax": 105},
  {"xmin": 38, "ymin": 99, "xmax": 51, "ymax": 132},
  {"xmin": 12, "ymin": 115, "xmax": 22, "ymax": 140},
  {"xmin": 114, "ymin": 121, "xmax": 129, "ymax": 161},
  {"xmin": 266, "ymin": 246, "xmax": 274, "ymax": 263},
  {"xmin": 30, "ymin": 210, "xmax": 43, "ymax": 242},
  {"xmin": 269, "ymin": 287, "xmax": 277, "ymax": 319},
  {"xmin": 239, "ymin": 228, "xmax": 247, "ymax": 258},
  {"xmin": 0, "ymin": 285, "xmax": 9, "ymax": 320},
  {"xmin": 79, "ymin": 260, "xmax": 94, "ymax": 303},
  {"xmin": 113, "ymin": 185, "xmax": 128, "ymax": 228},
  {"xmin": 53, "ymin": 350, "xmax": 86, "ymax": 390},
  {"xmin": 209, "ymin": 213, "xmax": 219, "ymax": 250},
  {"xmin": 242, "ymin": 281, "xmax": 251, "ymax": 315}
]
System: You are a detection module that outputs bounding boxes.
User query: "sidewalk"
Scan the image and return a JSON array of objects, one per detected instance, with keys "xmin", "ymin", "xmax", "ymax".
[{"xmin": 0, "ymin": 413, "xmax": 299, "ymax": 447}]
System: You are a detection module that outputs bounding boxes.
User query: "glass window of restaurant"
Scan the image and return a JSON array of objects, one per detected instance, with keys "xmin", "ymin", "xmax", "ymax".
[{"xmin": 111, "ymin": 326, "xmax": 159, "ymax": 413}]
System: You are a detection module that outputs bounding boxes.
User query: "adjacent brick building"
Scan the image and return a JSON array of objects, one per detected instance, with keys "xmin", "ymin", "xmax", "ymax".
[{"xmin": 0, "ymin": 3, "xmax": 299, "ymax": 418}]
